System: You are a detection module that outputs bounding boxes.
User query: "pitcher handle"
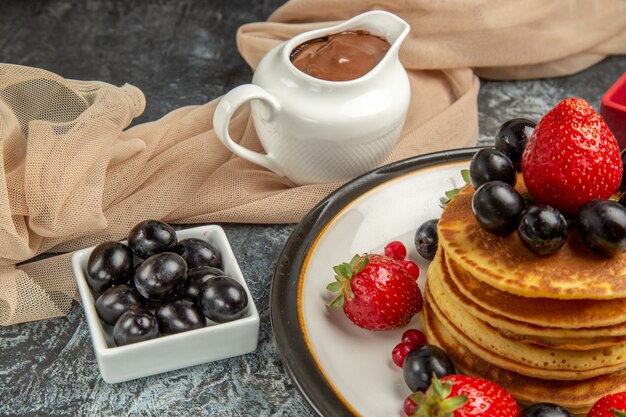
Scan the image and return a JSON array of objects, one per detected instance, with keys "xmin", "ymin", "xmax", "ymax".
[{"xmin": 213, "ymin": 84, "xmax": 285, "ymax": 176}]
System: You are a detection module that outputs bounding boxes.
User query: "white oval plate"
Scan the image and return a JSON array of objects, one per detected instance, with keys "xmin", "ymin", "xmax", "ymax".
[{"xmin": 271, "ymin": 148, "xmax": 477, "ymax": 417}]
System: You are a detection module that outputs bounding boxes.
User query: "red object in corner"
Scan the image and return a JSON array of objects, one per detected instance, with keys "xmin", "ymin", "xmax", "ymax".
[{"xmin": 601, "ymin": 72, "xmax": 626, "ymax": 151}]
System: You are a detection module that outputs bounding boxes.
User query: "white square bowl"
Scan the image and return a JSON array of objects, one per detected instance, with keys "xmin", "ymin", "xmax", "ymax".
[{"xmin": 71, "ymin": 225, "xmax": 260, "ymax": 384}]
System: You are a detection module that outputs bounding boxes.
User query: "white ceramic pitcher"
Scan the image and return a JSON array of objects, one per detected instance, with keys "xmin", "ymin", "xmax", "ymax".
[{"xmin": 213, "ymin": 11, "xmax": 411, "ymax": 185}]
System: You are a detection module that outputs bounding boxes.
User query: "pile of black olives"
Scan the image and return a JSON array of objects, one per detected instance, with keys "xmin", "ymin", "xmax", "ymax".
[{"xmin": 86, "ymin": 220, "xmax": 249, "ymax": 346}]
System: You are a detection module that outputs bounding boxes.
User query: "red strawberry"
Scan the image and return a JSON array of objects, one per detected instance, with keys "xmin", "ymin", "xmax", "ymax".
[
  {"xmin": 522, "ymin": 97, "xmax": 622, "ymax": 215},
  {"xmin": 401, "ymin": 260, "xmax": 420, "ymax": 280},
  {"xmin": 588, "ymin": 392, "xmax": 626, "ymax": 417},
  {"xmin": 410, "ymin": 374, "xmax": 518, "ymax": 417},
  {"xmin": 327, "ymin": 254, "xmax": 422, "ymax": 330}
]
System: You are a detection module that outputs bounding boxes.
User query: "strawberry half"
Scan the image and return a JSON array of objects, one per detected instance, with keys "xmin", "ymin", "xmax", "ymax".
[
  {"xmin": 327, "ymin": 254, "xmax": 422, "ymax": 330},
  {"xmin": 588, "ymin": 392, "xmax": 626, "ymax": 417},
  {"xmin": 521, "ymin": 97, "xmax": 622, "ymax": 215},
  {"xmin": 410, "ymin": 374, "xmax": 518, "ymax": 417}
]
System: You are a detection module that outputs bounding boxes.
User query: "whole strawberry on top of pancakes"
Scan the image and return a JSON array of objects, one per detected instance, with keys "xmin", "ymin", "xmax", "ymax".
[{"xmin": 522, "ymin": 97, "xmax": 622, "ymax": 215}]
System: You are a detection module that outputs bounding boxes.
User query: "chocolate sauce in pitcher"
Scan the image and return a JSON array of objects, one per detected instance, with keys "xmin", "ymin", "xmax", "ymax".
[{"xmin": 289, "ymin": 30, "xmax": 391, "ymax": 82}]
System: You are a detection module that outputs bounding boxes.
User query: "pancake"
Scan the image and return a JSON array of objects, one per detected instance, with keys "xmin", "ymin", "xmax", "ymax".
[
  {"xmin": 426, "ymin": 277, "xmax": 626, "ymax": 379},
  {"xmin": 436, "ymin": 252, "xmax": 626, "ymax": 344},
  {"xmin": 446, "ymin": 250, "xmax": 626, "ymax": 328},
  {"xmin": 497, "ymin": 329, "xmax": 626, "ymax": 351},
  {"xmin": 423, "ymin": 300, "xmax": 626, "ymax": 412},
  {"xmin": 438, "ymin": 183, "xmax": 626, "ymax": 299}
]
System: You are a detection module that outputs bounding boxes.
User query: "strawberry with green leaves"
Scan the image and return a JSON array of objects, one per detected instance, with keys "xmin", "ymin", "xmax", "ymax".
[
  {"xmin": 588, "ymin": 392, "xmax": 626, "ymax": 417},
  {"xmin": 327, "ymin": 254, "xmax": 422, "ymax": 330},
  {"xmin": 522, "ymin": 97, "xmax": 622, "ymax": 215},
  {"xmin": 408, "ymin": 374, "xmax": 518, "ymax": 417}
]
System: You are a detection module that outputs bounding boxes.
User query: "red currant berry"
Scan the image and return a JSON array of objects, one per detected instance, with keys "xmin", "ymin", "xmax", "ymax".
[
  {"xmin": 402, "ymin": 329, "xmax": 426, "ymax": 347},
  {"xmin": 392, "ymin": 341, "xmax": 415, "ymax": 367},
  {"xmin": 403, "ymin": 394, "xmax": 417, "ymax": 416},
  {"xmin": 384, "ymin": 240, "xmax": 407, "ymax": 261},
  {"xmin": 401, "ymin": 260, "xmax": 420, "ymax": 280}
]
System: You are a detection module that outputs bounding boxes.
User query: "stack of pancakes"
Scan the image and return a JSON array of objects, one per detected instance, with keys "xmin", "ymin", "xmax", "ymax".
[{"xmin": 423, "ymin": 183, "xmax": 626, "ymax": 414}]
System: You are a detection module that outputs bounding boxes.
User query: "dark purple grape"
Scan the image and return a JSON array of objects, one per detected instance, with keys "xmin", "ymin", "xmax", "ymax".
[
  {"xmin": 521, "ymin": 403, "xmax": 572, "ymax": 417},
  {"xmin": 87, "ymin": 241, "xmax": 134, "ymax": 293},
  {"xmin": 414, "ymin": 219, "xmax": 438, "ymax": 261},
  {"xmin": 113, "ymin": 308, "xmax": 159, "ymax": 346},
  {"xmin": 130, "ymin": 260, "xmax": 143, "ymax": 288},
  {"xmin": 472, "ymin": 181, "xmax": 525, "ymax": 235},
  {"xmin": 143, "ymin": 299, "xmax": 164, "ymax": 313},
  {"xmin": 517, "ymin": 205, "xmax": 568, "ymax": 256},
  {"xmin": 198, "ymin": 276, "xmax": 248, "ymax": 323},
  {"xmin": 173, "ymin": 238, "xmax": 221, "ymax": 269},
  {"xmin": 577, "ymin": 199, "xmax": 626, "ymax": 256},
  {"xmin": 134, "ymin": 252, "xmax": 187, "ymax": 301},
  {"xmin": 95, "ymin": 285, "xmax": 145, "ymax": 325},
  {"xmin": 128, "ymin": 220, "xmax": 177, "ymax": 259},
  {"xmin": 156, "ymin": 299, "xmax": 205, "ymax": 335},
  {"xmin": 402, "ymin": 344, "xmax": 455, "ymax": 392},
  {"xmin": 469, "ymin": 148, "xmax": 516, "ymax": 188},
  {"xmin": 494, "ymin": 118, "xmax": 536, "ymax": 171},
  {"xmin": 178, "ymin": 266, "xmax": 225, "ymax": 302}
]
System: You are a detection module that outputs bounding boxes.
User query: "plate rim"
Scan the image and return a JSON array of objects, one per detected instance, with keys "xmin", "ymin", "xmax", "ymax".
[{"xmin": 270, "ymin": 147, "xmax": 480, "ymax": 417}]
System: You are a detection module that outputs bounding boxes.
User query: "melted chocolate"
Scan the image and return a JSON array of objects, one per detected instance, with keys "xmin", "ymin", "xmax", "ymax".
[{"xmin": 290, "ymin": 30, "xmax": 390, "ymax": 82}]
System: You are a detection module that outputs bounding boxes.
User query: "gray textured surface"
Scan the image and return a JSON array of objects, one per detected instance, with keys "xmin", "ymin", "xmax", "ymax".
[
  {"xmin": 478, "ymin": 59, "xmax": 626, "ymax": 146},
  {"xmin": 1, "ymin": 0, "xmax": 626, "ymax": 416}
]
